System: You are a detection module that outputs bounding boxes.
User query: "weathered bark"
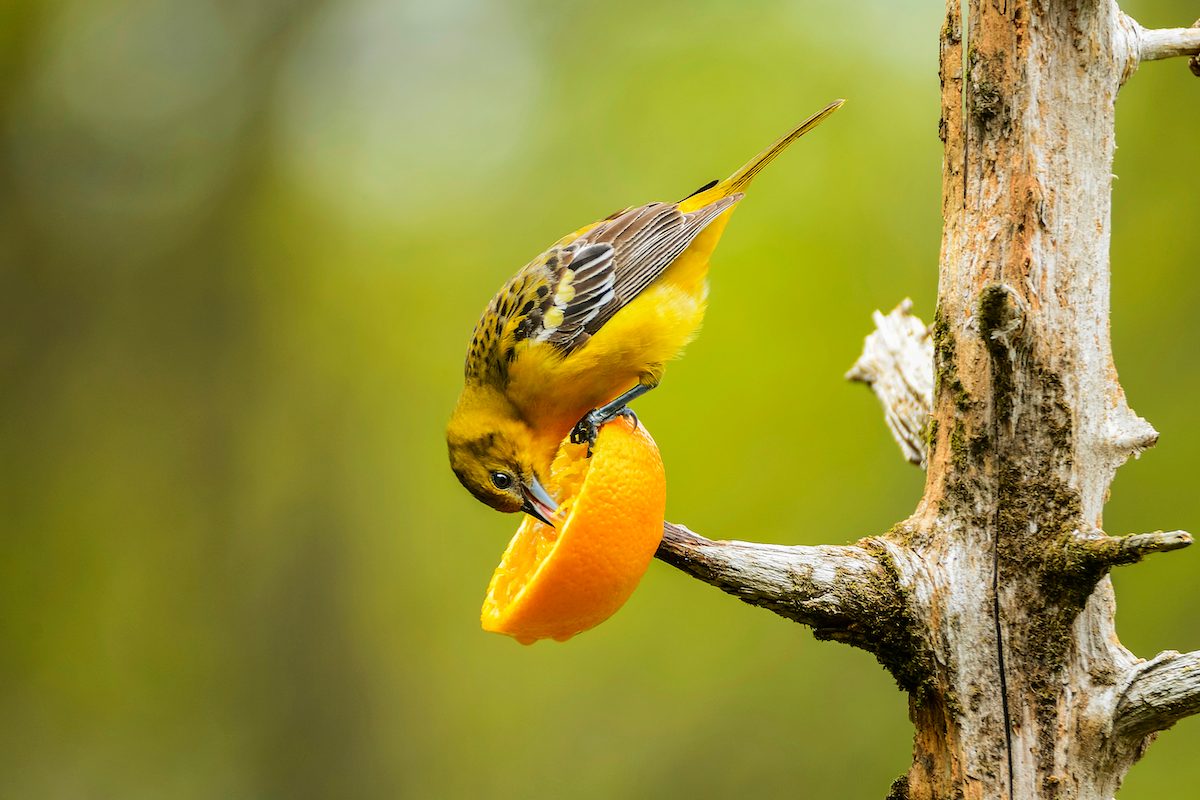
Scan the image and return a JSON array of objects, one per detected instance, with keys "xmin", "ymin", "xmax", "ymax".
[{"xmin": 653, "ymin": 2, "xmax": 1200, "ymax": 798}]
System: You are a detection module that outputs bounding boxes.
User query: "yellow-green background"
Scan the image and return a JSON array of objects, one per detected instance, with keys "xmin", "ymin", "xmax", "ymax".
[{"xmin": 1, "ymin": 0, "xmax": 1195, "ymax": 797}]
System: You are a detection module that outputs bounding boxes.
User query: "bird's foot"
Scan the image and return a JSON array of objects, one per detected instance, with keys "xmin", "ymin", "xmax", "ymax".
[
  {"xmin": 570, "ymin": 407, "xmax": 638, "ymax": 456},
  {"xmin": 569, "ymin": 410, "xmax": 605, "ymax": 453}
]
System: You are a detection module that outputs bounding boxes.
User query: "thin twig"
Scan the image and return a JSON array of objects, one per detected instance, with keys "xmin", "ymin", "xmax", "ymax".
[{"xmin": 1073, "ymin": 529, "xmax": 1192, "ymax": 566}]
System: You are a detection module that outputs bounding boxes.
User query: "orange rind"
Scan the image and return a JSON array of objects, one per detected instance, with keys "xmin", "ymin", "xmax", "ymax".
[{"xmin": 481, "ymin": 416, "xmax": 666, "ymax": 644}]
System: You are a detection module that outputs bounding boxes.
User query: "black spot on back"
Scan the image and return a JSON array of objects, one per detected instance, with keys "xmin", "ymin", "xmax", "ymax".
[{"xmin": 681, "ymin": 179, "xmax": 719, "ymax": 202}]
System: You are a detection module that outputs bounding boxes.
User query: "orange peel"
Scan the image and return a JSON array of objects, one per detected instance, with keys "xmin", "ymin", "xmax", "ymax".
[{"xmin": 481, "ymin": 416, "xmax": 666, "ymax": 644}]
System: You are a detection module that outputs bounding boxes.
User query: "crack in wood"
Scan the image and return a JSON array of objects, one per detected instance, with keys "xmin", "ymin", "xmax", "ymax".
[
  {"xmin": 992, "ymin": 519, "xmax": 1016, "ymax": 800},
  {"xmin": 987, "ymin": 317, "xmax": 1017, "ymax": 800}
]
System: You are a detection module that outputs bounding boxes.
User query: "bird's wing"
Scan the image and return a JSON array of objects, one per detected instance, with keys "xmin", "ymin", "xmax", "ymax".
[
  {"xmin": 544, "ymin": 195, "xmax": 741, "ymax": 353},
  {"xmin": 463, "ymin": 195, "xmax": 738, "ymax": 384},
  {"xmin": 464, "ymin": 242, "xmax": 614, "ymax": 383}
]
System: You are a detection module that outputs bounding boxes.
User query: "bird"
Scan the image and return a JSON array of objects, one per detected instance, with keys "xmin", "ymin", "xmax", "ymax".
[{"xmin": 447, "ymin": 100, "xmax": 844, "ymax": 525}]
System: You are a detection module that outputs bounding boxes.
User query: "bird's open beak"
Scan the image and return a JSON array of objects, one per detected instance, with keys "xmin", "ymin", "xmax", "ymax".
[{"xmin": 520, "ymin": 475, "xmax": 559, "ymax": 527}]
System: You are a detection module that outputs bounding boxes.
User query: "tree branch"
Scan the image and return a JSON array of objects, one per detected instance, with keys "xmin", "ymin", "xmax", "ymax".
[
  {"xmin": 655, "ymin": 523, "xmax": 904, "ymax": 650},
  {"xmin": 1115, "ymin": 650, "xmax": 1200, "ymax": 739},
  {"xmin": 846, "ymin": 299, "xmax": 934, "ymax": 467},
  {"xmin": 1073, "ymin": 529, "xmax": 1193, "ymax": 566},
  {"xmin": 1136, "ymin": 24, "xmax": 1200, "ymax": 63}
]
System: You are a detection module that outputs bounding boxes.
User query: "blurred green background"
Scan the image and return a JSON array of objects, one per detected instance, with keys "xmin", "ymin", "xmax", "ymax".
[{"xmin": 1, "ymin": 0, "xmax": 1196, "ymax": 797}]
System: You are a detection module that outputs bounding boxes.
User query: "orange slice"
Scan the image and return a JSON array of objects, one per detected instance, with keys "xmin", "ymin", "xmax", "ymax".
[{"xmin": 481, "ymin": 416, "xmax": 666, "ymax": 644}]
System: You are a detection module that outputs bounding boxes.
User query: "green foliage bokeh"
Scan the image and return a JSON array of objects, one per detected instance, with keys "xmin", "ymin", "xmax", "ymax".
[{"xmin": 1, "ymin": 0, "xmax": 1196, "ymax": 797}]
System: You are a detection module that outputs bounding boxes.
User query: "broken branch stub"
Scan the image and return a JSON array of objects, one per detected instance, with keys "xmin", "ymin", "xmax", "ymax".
[{"xmin": 846, "ymin": 299, "xmax": 934, "ymax": 467}]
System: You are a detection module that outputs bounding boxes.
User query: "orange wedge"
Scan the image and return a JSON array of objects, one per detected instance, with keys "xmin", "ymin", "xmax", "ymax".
[{"xmin": 481, "ymin": 416, "xmax": 666, "ymax": 644}]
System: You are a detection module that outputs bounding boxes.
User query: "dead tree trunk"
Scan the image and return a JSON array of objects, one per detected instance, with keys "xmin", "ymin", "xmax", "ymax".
[{"xmin": 655, "ymin": 3, "xmax": 1200, "ymax": 798}]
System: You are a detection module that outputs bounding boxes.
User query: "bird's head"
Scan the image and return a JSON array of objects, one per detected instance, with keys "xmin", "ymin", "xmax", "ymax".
[{"xmin": 447, "ymin": 406, "xmax": 559, "ymax": 526}]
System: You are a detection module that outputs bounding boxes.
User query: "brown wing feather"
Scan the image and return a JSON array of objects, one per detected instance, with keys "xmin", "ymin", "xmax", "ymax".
[
  {"xmin": 464, "ymin": 194, "xmax": 739, "ymax": 383},
  {"xmin": 563, "ymin": 194, "xmax": 741, "ymax": 347}
]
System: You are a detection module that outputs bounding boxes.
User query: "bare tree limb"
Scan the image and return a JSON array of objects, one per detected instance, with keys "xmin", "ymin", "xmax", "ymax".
[
  {"xmin": 1073, "ymin": 529, "xmax": 1193, "ymax": 566},
  {"xmin": 1115, "ymin": 650, "xmax": 1200, "ymax": 739},
  {"xmin": 846, "ymin": 299, "xmax": 933, "ymax": 467},
  {"xmin": 655, "ymin": 523, "xmax": 885, "ymax": 631},
  {"xmin": 654, "ymin": 522, "xmax": 928, "ymax": 667},
  {"xmin": 1135, "ymin": 23, "xmax": 1200, "ymax": 63}
]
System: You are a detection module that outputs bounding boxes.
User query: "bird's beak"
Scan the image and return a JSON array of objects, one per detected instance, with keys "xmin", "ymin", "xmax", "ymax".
[{"xmin": 520, "ymin": 475, "xmax": 559, "ymax": 527}]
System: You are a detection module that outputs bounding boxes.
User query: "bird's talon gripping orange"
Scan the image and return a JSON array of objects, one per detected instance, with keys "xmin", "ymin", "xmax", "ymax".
[{"xmin": 481, "ymin": 416, "xmax": 666, "ymax": 643}]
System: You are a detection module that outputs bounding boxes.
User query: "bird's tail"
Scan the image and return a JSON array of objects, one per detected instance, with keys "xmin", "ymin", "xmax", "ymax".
[{"xmin": 679, "ymin": 99, "xmax": 844, "ymax": 212}]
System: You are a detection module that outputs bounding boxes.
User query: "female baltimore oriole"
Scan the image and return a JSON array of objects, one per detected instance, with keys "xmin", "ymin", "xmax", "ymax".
[{"xmin": 448, "ymin": 100, "xmax": 844, "ymax": 524}]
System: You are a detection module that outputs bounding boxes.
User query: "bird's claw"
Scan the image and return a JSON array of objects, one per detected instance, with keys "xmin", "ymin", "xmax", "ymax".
[
  {"xmin": 569, "ymin": 407, "xmax": 638, "ymax": 456},
  {"xmin": 569, "ymin": 410, "xmax": 605, "ymax": 453}
]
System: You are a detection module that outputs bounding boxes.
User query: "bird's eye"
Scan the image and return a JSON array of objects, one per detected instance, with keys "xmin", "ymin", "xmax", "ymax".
[{"xmin": 490, "ymin": 471, "xmax": 513, "ymax": 490}]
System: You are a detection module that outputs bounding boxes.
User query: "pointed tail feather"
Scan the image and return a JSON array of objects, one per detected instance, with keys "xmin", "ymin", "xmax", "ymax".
[{"xmin": 679, "ymin": 99, "xmax": 844, "ymax": 211}]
